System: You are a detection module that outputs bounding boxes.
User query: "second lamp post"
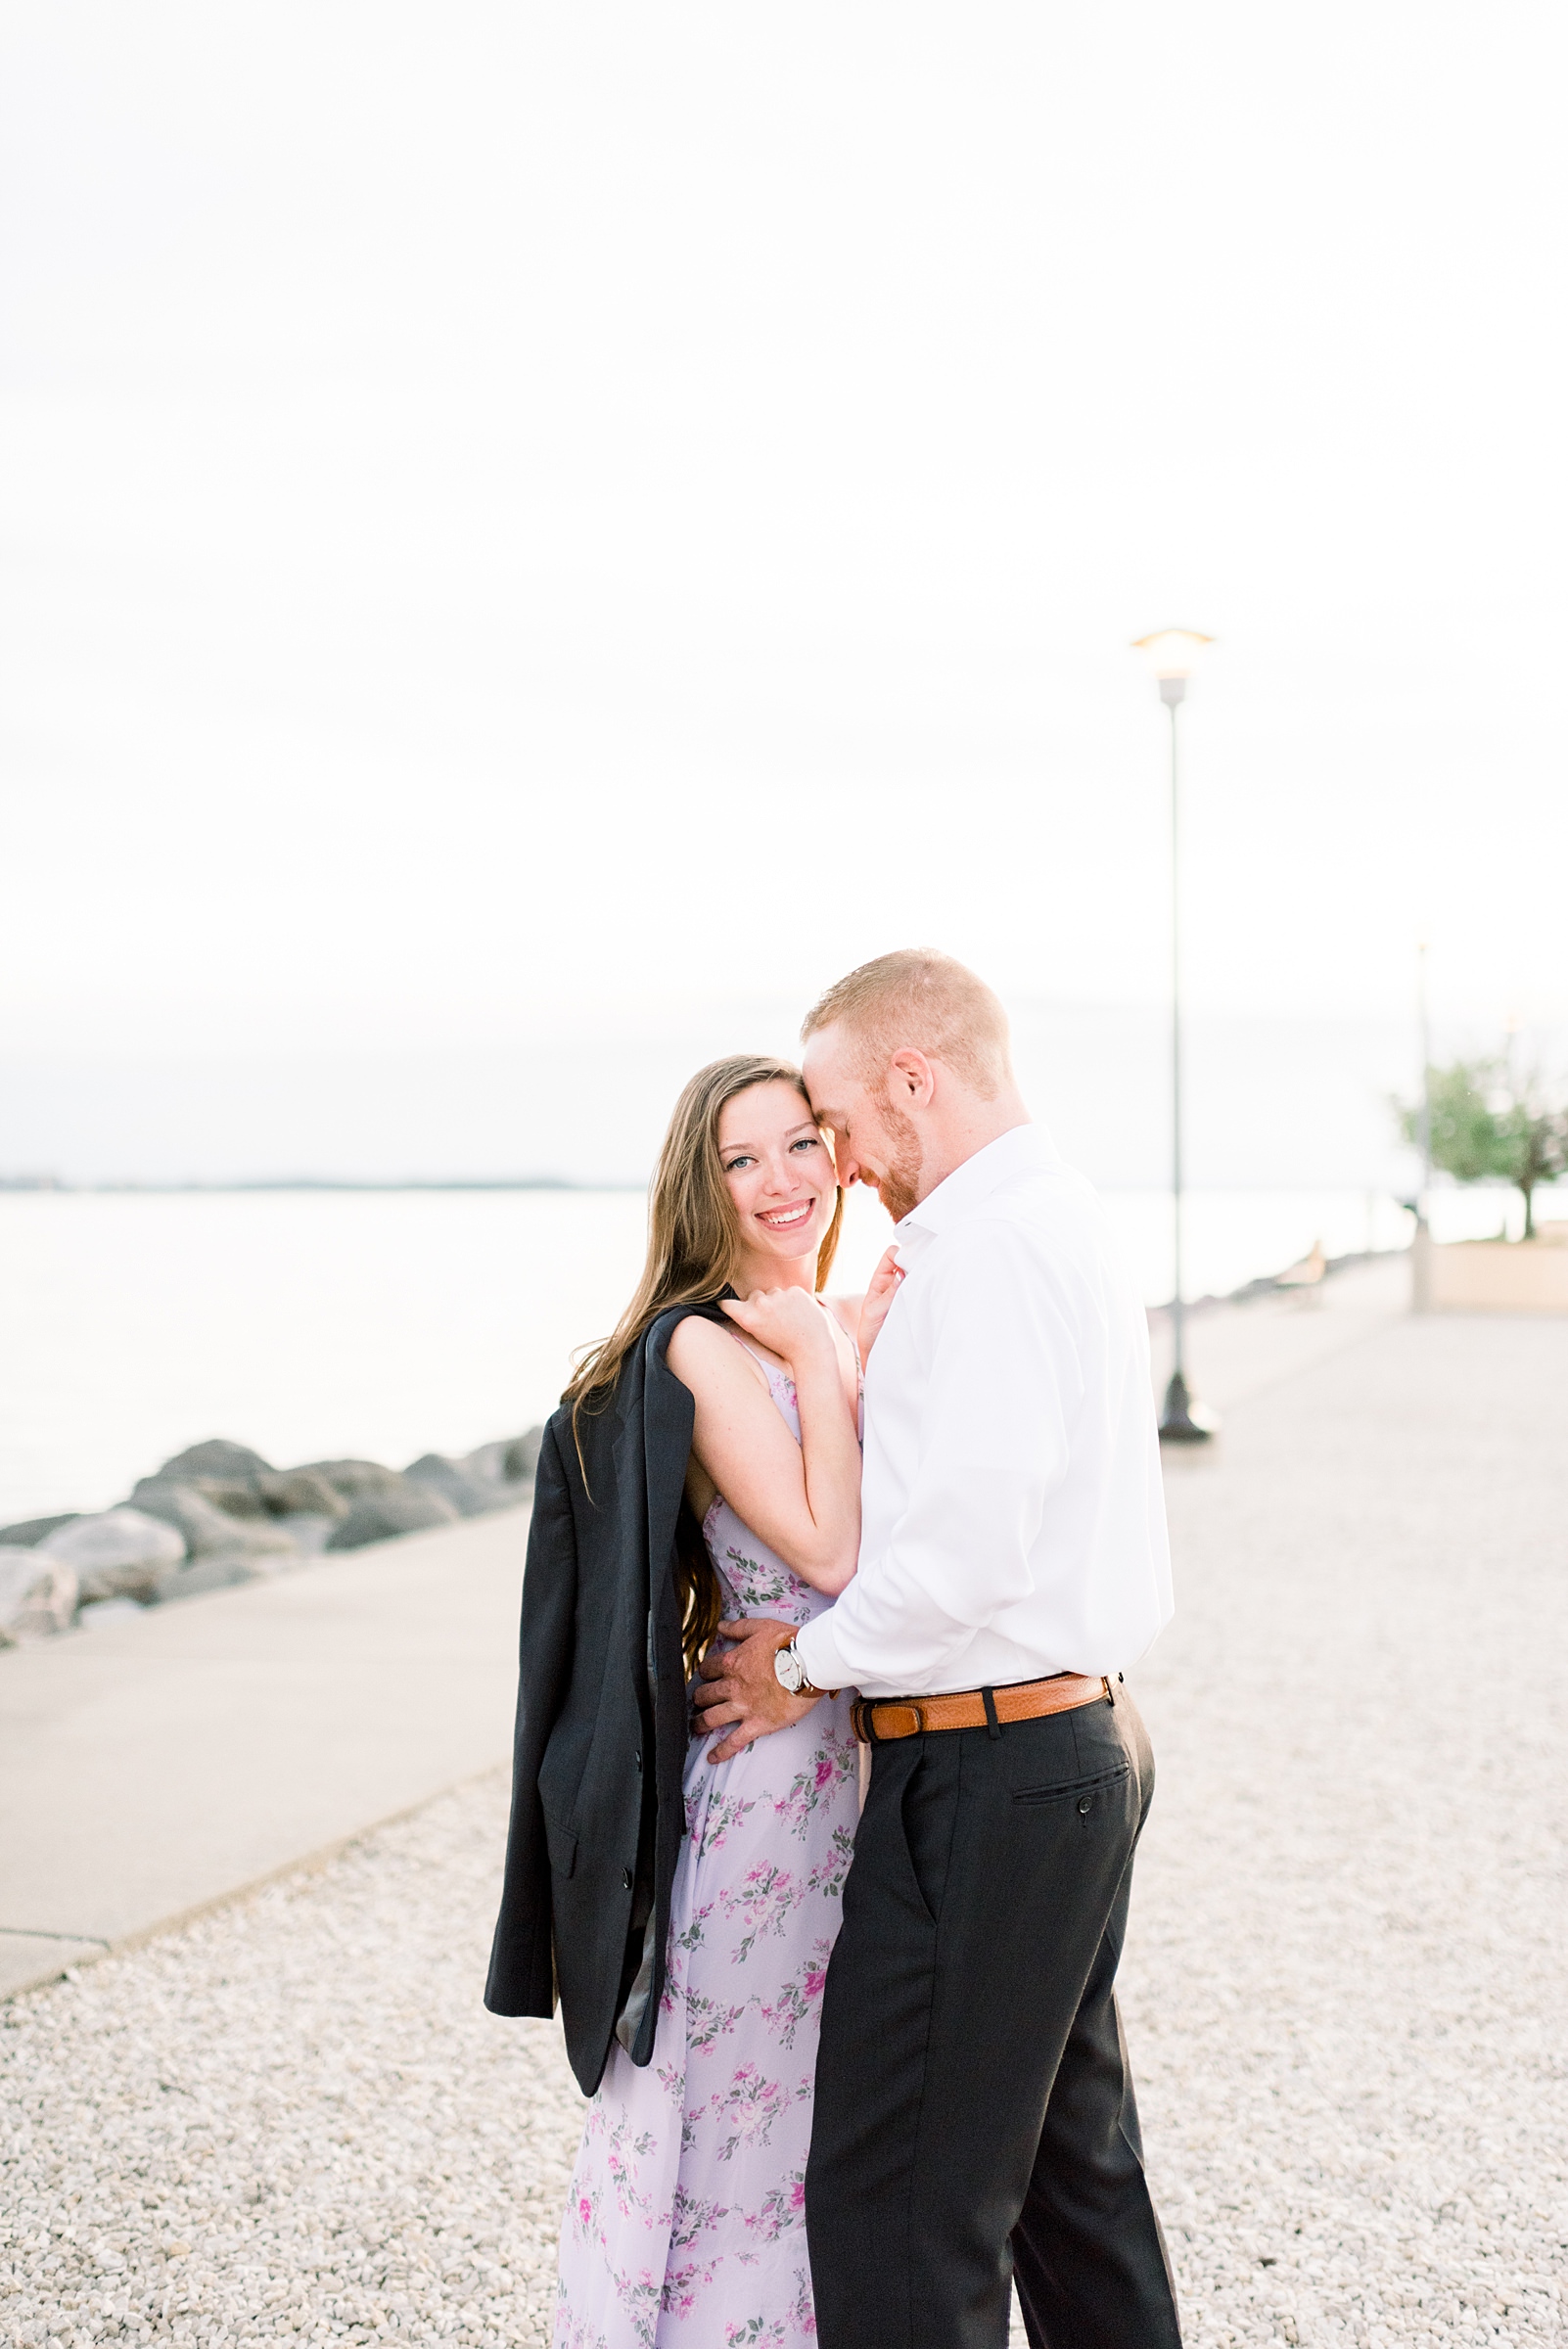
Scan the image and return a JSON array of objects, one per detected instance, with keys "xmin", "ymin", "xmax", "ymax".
[{"xmin": 1133, "ymin": 627, "xmax": 1216, "ymax": 1445}]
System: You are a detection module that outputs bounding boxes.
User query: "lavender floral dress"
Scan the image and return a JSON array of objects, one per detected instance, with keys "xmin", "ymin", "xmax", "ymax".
[{"xmin": 556, "ymin": 1344, "xmax": 862, "ymax": 2349}]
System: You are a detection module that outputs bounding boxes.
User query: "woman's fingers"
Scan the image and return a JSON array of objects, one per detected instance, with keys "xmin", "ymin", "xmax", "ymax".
[{"xmin": 868, "ymin": 1248, "xmax": 904, "ymax": 1295}]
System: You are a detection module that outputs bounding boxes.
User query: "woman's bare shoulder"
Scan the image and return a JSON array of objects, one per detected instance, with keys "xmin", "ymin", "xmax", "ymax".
[{"xmin": 666, "ymin": 1312, "xmax": 771, "ymax": 1399}]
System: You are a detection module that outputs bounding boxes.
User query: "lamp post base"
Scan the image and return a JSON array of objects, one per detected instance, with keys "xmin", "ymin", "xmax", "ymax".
[{"xmin": 1159, "ymin": 1369, "xmax": 1218, "ymax": 1445}]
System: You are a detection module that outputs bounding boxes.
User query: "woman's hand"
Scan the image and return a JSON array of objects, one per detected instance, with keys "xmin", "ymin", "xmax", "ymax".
[
  {"xmin": 721, "ymin": 1285, "xmax": 837, "ymax": 1369},
  {"xmin": 857, "ymin": 1248, "xmax": 905, "ymax": 1360}
]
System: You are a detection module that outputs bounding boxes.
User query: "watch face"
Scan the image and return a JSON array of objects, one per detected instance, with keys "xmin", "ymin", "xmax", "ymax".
[{"xmin": 774, "ymin": 1644, "xmax": 802, "ymax": 1693}]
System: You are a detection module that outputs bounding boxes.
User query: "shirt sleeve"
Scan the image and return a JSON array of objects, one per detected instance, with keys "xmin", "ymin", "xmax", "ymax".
[{"xmin": 794, "ymin": 1215, "xmax": 1083, "ymax": 1694}]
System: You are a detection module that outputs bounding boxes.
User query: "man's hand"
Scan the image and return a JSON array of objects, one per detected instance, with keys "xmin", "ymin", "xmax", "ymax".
[{"xmin": 693, "ymin": 1618, "xmax": 819, "ymax": 1763}]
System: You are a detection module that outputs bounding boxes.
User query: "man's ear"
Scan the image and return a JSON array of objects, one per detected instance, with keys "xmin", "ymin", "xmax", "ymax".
[{"xmin": 887, "ymin": 1050, "xmax": 936, "ymax": 1107}]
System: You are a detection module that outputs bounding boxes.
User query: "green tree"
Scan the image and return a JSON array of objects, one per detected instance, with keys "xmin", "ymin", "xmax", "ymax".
[{"xmin": 1399, "ymin": 1057, "xmax": 1567, "ymax": 1239}]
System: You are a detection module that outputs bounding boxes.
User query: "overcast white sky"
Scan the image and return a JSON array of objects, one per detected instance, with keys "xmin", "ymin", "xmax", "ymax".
[{"xmin": 2, "ymin": 4, "xmax": 1566, "ymax": 1176}]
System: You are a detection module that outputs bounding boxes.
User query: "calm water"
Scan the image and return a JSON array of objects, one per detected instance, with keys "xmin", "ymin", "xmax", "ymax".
[{"xmin": 0, "ymin": 1178, "xmax": 1532, "ymax": 1525}]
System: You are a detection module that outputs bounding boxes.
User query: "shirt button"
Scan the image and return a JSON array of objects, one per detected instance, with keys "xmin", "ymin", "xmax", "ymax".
[{"xmin": 1077, "ymin": 1795, "xmax": 1092, "ymax": 1817}]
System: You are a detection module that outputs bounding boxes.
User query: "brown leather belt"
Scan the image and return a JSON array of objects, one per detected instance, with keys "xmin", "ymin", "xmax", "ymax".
[{"xmin": 852, "ymin": 1672, "xmax": 1112, "ymax": 1744}]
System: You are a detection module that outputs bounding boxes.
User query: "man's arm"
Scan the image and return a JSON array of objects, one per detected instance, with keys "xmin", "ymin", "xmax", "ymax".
[{"xmin": 794, "ymin": 1217, "xmax": 1081, "ymax": 1695}]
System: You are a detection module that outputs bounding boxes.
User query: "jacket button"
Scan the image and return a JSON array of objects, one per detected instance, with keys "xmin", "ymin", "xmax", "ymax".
[
  {"xmin": 1077, "ymin": 1795, "xmax": 1092, "ymax": 1817},
  {"xmin": 623, "ymin": 1867, "xmax": 634, "ymax": 1891},
  {"xmin": 635, "ymin": 1751, "xmax": 643, "ymax": 1773}
]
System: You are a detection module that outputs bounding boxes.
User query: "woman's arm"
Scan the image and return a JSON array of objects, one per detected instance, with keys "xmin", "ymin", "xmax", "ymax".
[{"xmin": 666, "ymin": 1300, "xmax": 861, "ymax": 1594}]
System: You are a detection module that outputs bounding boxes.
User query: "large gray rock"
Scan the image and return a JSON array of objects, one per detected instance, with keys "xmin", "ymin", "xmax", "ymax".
[
  {"xmin": 255, "ymin": 1468, "xmax": 348, "ymax": 1519},
  {"xmin": 460, "ymin": 1430, "xmax": 543, "ymax": 1489},
  {"xmin": 403, "ymin": 1453, "xmax": 511, "ymax": 1518},
  {"xmin": 297, "ymin": 1459, "xmax": 408, "ymax": 1501},
  {"xmin": 180, "ymin": 1476, "xmax": 270, "ymax": 1521},
  {"xmin": 274, "ymin": 1511, "xmax": 340, "ymax": 1556},
  {"xmin": 324, "ymin": 1485, "xmax": 460, "ymax": 1549},
  {"xmin": 152, "ymin": 1553, "xmax": 267, "ymax": 1604},
  {"xmin": 0, "ymin": 1512, "xmax": 80, "ymax": 1547},
  {"xmin": 459, "ymin": 1438, "xmax": 514, "ymax": 1487},
  {"xmin": 158, "ymin": 1439, "xmax": 275, "ymax": 1481},
  {"xmin": 40, "ymin": 1508, "xmax": 185, "ymax": 1603},
  {"xmin": 0, "ymin": 1547, "xmax": 79, "ymax": 1643},
  {"xmin": 77, "ymin": 1596, "xmax": 144, "ymax": 1630},
  {"xmin": 128, "ymin": 1480, "xmax": 297, "ymax": 1561},
  {"xmin": 504, "ymin": 1427, "xmax": 544, "ymax": 1483}
]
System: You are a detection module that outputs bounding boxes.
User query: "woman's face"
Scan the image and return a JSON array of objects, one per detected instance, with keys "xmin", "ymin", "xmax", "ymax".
[{"xmin": 716, "ymin": 1080, "xmax": 837, "ymax": 1276}]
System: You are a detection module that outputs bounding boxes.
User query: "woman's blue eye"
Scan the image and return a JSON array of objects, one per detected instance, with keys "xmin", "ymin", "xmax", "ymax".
[
  {"xmin": 791, "ymin": 1137, "xmax": 820, "ymax": 1153},
  {"xmin": 723, "ymin": 1156, "xmax": 753, "ymax": 1173}
]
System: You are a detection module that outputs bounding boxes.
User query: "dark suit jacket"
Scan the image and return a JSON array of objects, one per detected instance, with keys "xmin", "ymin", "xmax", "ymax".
[{"xmin": 484, "ymin": 1299, "xmax": 728, "ymax": 2096}]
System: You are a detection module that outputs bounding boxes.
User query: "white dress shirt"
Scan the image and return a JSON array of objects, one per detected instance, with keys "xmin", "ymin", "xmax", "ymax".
[{"xmin": 794, "ymin": 1123, "xmax": 1174, "ymax": 1699}]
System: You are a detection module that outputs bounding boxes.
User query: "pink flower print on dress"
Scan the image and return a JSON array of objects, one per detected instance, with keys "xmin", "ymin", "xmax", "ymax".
[
  {"xmin": 743, "ymin": 2173, "xmax": 807, "ymax": 2246},
  {"xmin": 698, "ymin": 1791, "xmax": 760, "ymax": 1858},
  {"xmin": 718, "ymin": 1861, "xmax": 805, "ymax": 1963},
  {"xmin": 705, "ymin": 2061, "xmax": 800, "ymax": 2164},
  {"xmin": 772, "ymin": 1739, "xmax": 858, "ymax": 1838},
  {"xmin": 759, "ymin": 1940, "xmax": 834, "ymax": 2050},
  {"xmin": 724, "ymin": 2316, "xmax": 790, "ymax": 2349},
  {"xmin": 720, "ymin": 1546, "xmax": 800, "ymax": 1618}
]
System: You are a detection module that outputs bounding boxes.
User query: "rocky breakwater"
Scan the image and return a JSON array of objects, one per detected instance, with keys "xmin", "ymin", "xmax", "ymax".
[{"xmin": 0, "ymin": 1428, "xmax": 542, "ymax": 1648}]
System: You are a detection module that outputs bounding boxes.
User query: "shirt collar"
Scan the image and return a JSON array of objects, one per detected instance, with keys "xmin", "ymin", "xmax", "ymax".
[{"xmin": 895, "ymin": 1122, "xmax": 1062, "ymax": 1255}]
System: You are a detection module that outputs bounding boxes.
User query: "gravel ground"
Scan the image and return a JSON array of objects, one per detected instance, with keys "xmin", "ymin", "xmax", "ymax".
[
  {"xmin": 0, "ymin": 1784, "xmax": 577, "ymax": 2349},
  {"xmin": 1130, "ymin": 1309, "xmax": 1568, "ymax": 2346},
  {"xmin": 3, "ymin": 1305, "xmax": 1565, "ymax": 2348}
]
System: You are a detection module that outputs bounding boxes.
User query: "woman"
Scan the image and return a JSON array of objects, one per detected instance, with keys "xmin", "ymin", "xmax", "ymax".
[{"xmin": 544, "ymin": 1055, "xmax": 895, "ymax": 2349}]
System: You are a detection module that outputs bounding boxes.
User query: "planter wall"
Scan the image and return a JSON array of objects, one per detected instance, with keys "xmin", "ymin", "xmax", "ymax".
[{"xmin": 1429, "ymin": 1235, "xmax": 1568, "ymax": 1313}]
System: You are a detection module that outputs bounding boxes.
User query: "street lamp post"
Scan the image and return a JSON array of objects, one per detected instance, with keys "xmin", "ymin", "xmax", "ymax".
[
  {"xmin": 1411, "ymin": 941, "xmax": 1434, "ymax": 1312},
  {"xmin": 1133, "ymin": 628, "xmax": 1217, "ymax": 1444}
]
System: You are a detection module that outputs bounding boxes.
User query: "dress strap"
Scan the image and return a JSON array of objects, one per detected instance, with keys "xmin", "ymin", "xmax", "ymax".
[{"xmin": 724, "ymin": 1330, "xmax": 791, "ymax": 1389}]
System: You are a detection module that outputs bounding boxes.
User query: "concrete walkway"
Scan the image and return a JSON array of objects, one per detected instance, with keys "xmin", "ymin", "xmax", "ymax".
[
  {"xmin": 0, "ymin": 1507, "xmax": 529, "ymax": 1998},
  {"xmin": 1146, "ymin": 1248, "xmax": 1410, "ymax": 1416}
]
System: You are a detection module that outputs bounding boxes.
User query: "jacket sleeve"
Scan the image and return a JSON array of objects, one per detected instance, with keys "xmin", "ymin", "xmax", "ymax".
[{"xmin": 484, "ymin": 1417, "xmax": 578, "ymax": 2017}]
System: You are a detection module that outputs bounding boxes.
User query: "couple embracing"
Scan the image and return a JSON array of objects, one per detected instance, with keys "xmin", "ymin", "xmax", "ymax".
[{"xmin": 486, "ymin": 950, "xmax": 1182, "ymax": 2349}]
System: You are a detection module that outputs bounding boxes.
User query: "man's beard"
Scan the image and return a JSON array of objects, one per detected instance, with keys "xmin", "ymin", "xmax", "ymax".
[{"xmin": 871, "ymin": 1102, "xmax": 923, "ymax": 1224}]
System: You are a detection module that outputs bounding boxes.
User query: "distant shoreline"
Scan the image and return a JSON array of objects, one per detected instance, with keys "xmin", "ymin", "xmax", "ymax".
[{"xmin": 0, "ymin": 1176, "xmax": 647, "ymax": 1195}]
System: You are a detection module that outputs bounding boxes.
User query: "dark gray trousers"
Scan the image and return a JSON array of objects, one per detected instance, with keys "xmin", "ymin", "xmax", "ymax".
[{"xmin": 804, "ymin": 1683, "xmax": 1181, "ymax": 2349}]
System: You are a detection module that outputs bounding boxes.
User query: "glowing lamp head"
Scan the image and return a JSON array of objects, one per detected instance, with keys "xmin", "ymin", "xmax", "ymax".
[{"xmin": 1132, "ymin": 628, "xmax": 1214, "ymax": 706}]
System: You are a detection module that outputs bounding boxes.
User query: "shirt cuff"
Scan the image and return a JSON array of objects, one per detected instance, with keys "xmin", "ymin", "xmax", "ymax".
[{"xmin": 794, "ymin": 1611, "xmax": 855, "ymax": 1697}]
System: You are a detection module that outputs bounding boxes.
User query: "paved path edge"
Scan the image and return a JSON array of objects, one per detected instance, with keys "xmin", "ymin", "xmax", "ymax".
[{"xmin": 0, "ymin": 1757, "xmax": 511, "ymax": 2003}]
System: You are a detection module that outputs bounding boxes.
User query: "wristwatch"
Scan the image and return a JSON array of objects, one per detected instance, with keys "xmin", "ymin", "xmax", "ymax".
[{"xmin": 773, "ymin": 1637, "xmax": 837, "ymax": 1698}]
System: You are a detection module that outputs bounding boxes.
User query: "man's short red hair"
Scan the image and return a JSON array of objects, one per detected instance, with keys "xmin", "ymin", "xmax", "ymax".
[{"xmin": 801, "ymin": 949, "xmax": 1012, "ymax": 1100}]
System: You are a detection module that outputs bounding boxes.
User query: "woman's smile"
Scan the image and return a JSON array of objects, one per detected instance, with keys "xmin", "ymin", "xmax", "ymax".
[{"xmin": 757, "ymin": 1200, "xmax": 815, "ymax": 1231}]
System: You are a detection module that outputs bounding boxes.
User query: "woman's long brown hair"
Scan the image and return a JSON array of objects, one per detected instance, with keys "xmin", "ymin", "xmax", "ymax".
[{"xmin": 567, "ymin": 1055, "xmax": 844, "ymax": 1675}]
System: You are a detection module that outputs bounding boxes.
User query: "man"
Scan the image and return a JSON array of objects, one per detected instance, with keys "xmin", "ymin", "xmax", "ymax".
[{"xmin": 694, "ymin": 948, "xmax": 1181, "ymax": 2349}]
